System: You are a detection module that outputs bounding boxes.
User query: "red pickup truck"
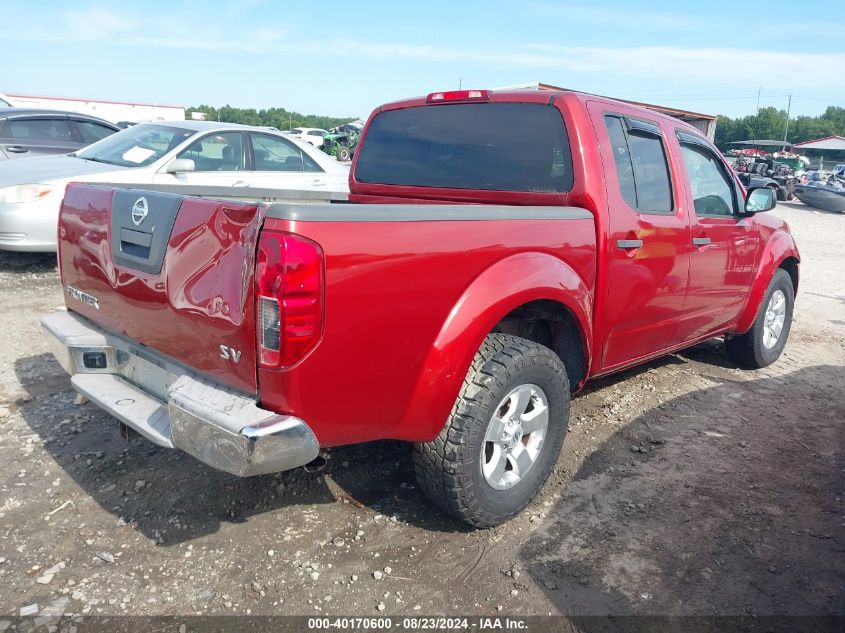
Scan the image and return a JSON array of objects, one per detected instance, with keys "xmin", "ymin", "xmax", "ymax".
[{"xmin": 42, "ymin": 89, "xmax": 799, "ymax": 527}]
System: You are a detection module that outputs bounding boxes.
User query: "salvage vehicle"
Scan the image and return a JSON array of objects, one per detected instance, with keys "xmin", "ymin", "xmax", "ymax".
[
  {"xmin": 290, "ymin": 127, "xmax": 328, "ymax": 148},
  {"xmin": 321, "ymin": 125, "xmax": 360, "ymax": 161},
  {"xmin": 0, "ymin": 121, "xmax": 348, "ymax": 251},
  {"xmin": 42, "ymin": 89, "xmax": 800, "ymax": 527},
  {"xmin": 0, "ymin": 109, "xmax": 118, "ymax": 161}
]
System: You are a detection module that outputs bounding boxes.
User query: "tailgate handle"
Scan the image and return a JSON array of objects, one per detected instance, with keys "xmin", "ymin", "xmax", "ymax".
[{"xmin": 120, "ymin": 228, "xmax": 153, "ymax": 258}]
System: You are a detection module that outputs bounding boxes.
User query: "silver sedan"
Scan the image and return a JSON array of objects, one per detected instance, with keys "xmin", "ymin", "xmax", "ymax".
[{"xmin": 0, "ymin": 120, "xmax": 349, "ymax": 252}]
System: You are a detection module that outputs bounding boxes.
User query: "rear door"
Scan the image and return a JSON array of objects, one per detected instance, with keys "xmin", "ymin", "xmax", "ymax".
[
  {"xmin": 248, "ymin": 132, "xmax": 329, "ymax": 190},
  {"xmin": 673, "ymin": 131, "xmax": 761, "ymax": 340},
  {"xmin": 586, "ymin": 102, "xmax": 691, "ymax": 369},
  {"xmin": 0, "ymin": 115, "xmax": 79, "ymax": 159}
]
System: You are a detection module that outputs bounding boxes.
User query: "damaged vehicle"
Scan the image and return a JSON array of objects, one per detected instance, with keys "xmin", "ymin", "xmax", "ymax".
[{"xmin": 42, "ymin": 88, "xmax": 799, "ymax": 527}]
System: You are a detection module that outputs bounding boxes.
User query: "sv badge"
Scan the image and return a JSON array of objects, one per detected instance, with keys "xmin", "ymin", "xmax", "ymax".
[{"xmin": 219, "ymin": 345, "xmax": 242, "ymax": 363}]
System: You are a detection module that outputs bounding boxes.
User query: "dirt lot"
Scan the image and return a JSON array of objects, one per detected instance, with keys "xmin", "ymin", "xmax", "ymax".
[{"xmin": 0, "ymin": 201, "xmax": 842, "ymax": 622}]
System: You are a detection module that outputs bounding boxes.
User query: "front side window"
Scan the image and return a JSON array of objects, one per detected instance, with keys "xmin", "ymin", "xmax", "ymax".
[
  {"xmin": 7, "ymin": 118, "xmax": 74, "ymax": 142},
  {"xmin": 604, "ymin": 115, "xmax": 673, "ymax": 214},
  {"xmin": 679, "ymin": 143, "xmax": 736, "ymax": 216},
  {"xmin": 250, "ymin": 133, "xmax": 321, "ymax": 172},
  {"xmin": 178, "ymin": 132, "xmax": 244, "ymax": 171},
  {"xmin": 76, "ymin": 120, "xmax": 117, "ymax": 144}
]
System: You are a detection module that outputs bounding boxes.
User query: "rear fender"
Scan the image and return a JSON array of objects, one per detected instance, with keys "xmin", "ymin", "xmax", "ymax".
[
  {"xmin": 734, "ymin": 230, "xmax": 800, "ymax": 334},
  {"xmin": 394, "ymin": 252, "xmax": 592, "ymax": 442}
]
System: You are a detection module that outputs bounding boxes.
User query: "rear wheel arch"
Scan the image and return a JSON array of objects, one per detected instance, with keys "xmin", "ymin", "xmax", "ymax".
[
  {"xmin": 395, "ymin": 252, "xmax": 593, "ymax": 443},
  {"xmin": 491, "ymin": 299, "xmax": 588, "ymax": 390}
]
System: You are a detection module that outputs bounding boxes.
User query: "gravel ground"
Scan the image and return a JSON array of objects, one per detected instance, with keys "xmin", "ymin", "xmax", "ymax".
[{"xmin": 0, "ymin": 201, "xmax": 842, "ymax": 620}]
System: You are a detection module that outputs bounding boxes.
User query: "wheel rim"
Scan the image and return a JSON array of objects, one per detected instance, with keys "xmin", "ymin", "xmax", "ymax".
[
  {"xmin": 481, "ymin": 383, "xmax": 549, "ymax": 491},
  {"xmin": 763, "ymin": 289, "xmax": 787, "ymax": 349}
]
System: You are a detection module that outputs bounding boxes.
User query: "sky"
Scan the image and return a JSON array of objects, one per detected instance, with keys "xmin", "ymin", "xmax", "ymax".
[{"xmin": 2, "ymin": 0, "xmax": 843, "ymax": 120}]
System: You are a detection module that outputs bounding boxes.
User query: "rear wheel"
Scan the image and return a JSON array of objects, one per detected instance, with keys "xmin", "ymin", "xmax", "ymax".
[
  {"xmin": 776, "ymin": 186, "xmax": 787, "ymax": 201},
  {"xmin": 337, "ymin": 146, "xmax": 351, "ymax": 161},
  {"xmin": 413, "ymin": 334, "xmax": 570, "ymax": 527},
  {"xmin": 726, "ymin": 269, "xmax": 794, "ymax": 368}
]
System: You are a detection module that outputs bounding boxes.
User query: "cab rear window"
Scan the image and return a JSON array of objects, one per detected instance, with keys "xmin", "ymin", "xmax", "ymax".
[{"xmin": 355, "ymin": 103, "xmax": 573, "ymax": 193}]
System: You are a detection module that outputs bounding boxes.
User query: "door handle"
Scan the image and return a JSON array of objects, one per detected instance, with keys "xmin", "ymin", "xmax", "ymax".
[
  {"xmin": 692, "ymin": 237, "xmax": 711, "ymax": 246},
  {"xmin": 5, "ymin": 145, "xmax": 28, "ymax": 153},
  {"xmin": 616, "ymin": 239, "xmax": 643, "ymax": 249},
  {"xmin": 232, "ymin": 180, "xmax": 249, "ymax": 188},
  {"xmin": 311, "ymin": 179, "xmax": 326, "ymax": 187}
]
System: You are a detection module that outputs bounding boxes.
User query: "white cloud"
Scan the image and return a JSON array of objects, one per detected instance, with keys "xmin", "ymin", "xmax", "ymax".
[{"xmin": 12, "ymin": 6, "xmax": 845, "ymax": 95}]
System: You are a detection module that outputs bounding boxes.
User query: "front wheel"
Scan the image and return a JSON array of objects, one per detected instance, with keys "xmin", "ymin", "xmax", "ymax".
[
  {"xmin": 413, "ymin": 334, "xmax": 570, "ymax": 528},
  {"xmin": 726, "ymin": 269, "xmax": 794, "ymax": 368}
]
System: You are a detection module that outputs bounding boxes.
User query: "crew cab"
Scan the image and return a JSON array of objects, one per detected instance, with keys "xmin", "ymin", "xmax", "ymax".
[{"xmin": 42, "ymin": 89, "xmax": 799, "ymax": 527}]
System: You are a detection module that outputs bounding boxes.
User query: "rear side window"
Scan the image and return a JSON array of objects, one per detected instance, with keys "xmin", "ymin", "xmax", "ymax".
[
  {"xmin": 604, "ymin": 115, "xmax": 673, "ymax": 214},
  {"xmin": 6, "ymin": 118, "xmax": 74, "ymax": 142},
  {"xmin": 356, "ymin": 103, "xmax": 573, "ymax": 192},
  {"xmin": 250, "ymin": 133, "xmax": 321, "ymax": 172}
]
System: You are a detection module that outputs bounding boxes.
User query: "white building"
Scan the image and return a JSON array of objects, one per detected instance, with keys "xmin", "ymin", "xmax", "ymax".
[{"xmin": 3, "ymin": 93, "xmax": 185, "ymax": 124}]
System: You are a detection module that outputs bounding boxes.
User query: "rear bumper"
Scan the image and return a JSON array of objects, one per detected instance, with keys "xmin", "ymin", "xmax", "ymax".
[{"xmin": 41, "ymin": 310, "xmax": 320, "ymax": 476}]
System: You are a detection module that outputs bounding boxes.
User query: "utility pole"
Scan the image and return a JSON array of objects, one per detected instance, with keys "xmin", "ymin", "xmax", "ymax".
[
  {"xmin": 459, "ymin": 77, "xmax": 462, "ymax": 90},
  {"xmin": 782, "ymin": 93, "xmax": 792, "ymax": 143},
  {"xmin": 754, "ymin": 86, "xmax": 761, "ymax": 139}
]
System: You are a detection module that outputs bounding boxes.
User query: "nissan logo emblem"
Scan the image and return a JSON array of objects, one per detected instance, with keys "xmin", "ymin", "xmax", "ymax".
[{"xmin": 131, "ymin": 197, "xmax": 149, "ymax": 227}]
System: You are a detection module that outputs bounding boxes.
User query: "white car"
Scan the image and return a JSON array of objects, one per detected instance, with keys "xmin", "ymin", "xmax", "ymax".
[
  {"xmin": 290, "ymin": 127, "xmax": 328, "ymax": 147},
  {"xmin": 0, "ymin": 121, "xmax": 349, "ymax": 252}
]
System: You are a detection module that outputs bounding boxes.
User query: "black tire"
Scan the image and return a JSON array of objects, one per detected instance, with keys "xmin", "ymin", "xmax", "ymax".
[
  {"xmin": 726, "ymin": 269, "xmax": 794, "ymax": 368},
  {"xmin": 776, "ymin": 186, "xmax": 787, "ymax": 202},
  {"xmin": 337, "ymin": 146, "xmax": 351, "ymax": 161},
  {"xmin": 413, "ymin": 333, "xmax": 570, "ymax": 528}
]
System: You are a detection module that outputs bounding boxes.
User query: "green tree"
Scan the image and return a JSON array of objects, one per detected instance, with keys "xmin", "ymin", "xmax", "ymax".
[
  {"xmin": 186, "ymin": 104, "xmax": 355, "ymax": 131},
  {"xmin": 714, "ymin": 105, "xmax": 845, "ymax": 151}
]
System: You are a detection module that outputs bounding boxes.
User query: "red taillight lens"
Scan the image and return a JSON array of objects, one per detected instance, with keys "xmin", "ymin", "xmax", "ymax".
[
  {"xmin": 426, "ymin": 89, "xmax": 489, "ymax": 103},
  {"xmin": 256, "ymin": 232, "xmax": 324, "ymax": 368}
]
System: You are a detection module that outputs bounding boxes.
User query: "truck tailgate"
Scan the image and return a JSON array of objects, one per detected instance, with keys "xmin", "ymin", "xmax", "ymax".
[{"xmin": 58, "ymin": 184, "xmax": 262, "ymax": 393}]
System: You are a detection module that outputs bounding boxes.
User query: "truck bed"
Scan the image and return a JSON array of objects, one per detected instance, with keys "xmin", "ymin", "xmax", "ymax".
[{"xmin": 57, "ymin": 183, "xmax": 596, "ymax": 447}]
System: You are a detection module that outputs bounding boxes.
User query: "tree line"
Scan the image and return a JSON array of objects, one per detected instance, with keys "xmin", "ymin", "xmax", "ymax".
[
  {"xmin": 186, "ymin": 105, "xmax": 356, "ymax": 132},
  {"xmin": 714, "ymin": 106, "xmax": 845, "ymax": 151}
]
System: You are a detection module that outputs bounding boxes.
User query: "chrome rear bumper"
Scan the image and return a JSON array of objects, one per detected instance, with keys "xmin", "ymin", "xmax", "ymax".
[{"xmin": 41, "ymin": 310, "xmax": 319, "ymax": 476}]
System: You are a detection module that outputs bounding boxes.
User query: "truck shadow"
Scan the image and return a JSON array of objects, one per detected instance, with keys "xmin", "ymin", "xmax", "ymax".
[
  {"xmin": 13, "ymin": 353, "xmax": 466, "ymax": 545},
  {"xmin": 518, "ymin": 363, "xmax": 845, "ymax": 620}
]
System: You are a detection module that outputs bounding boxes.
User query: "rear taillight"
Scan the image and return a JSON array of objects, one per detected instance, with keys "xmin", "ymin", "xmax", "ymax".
[{"xmin": 255, "ymin": 232, "xmax": 324, "ymax": 368}]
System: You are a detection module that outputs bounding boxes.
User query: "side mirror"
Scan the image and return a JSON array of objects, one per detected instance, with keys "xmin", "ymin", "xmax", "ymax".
[
  {"xmin": 165, "ymin": 158, "xmax": 195, "ymax": 174},
  {"xmin": 744, "ymin": 186, "xmax": 776, "ymax": 214}
]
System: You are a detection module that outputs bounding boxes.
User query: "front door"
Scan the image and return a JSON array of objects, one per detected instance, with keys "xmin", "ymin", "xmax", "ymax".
[
  {"xmin": 587, "ymin": 103, "xmax": 691, "ymax": 370},
  {"xmin": 153, "ymin": 131, "xmax": 250, "ymax": 188},
  {"xmin": 673, "ymin": 132, "xmax": 761, "ymax": 341}
]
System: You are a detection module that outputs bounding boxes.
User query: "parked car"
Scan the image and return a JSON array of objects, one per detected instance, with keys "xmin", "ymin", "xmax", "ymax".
[
  {"xmin": 42, "ymin": 89, "xmax": 799, "ymax": 528},
  {"xmin": 0, "ymin": 120, "xmax": 349, "ymax": 251},
  {"xmin": 290, "ymin": 127, "xmax": 327, "ymax": 147},
  {"xmin": 0, "ymin": 109, "xmax": 118, "ymax": 161}
]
